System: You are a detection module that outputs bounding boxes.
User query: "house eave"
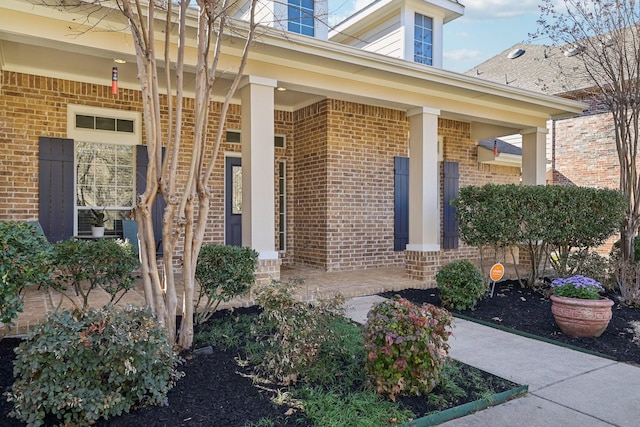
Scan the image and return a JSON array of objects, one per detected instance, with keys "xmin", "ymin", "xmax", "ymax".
[
  {"xmin": 0, "ymin": 0, "xmax": 587, "ymax": 123},
  {"xmin": 477, "ymin": 147, "xmax": 522, "ymax": 168}
]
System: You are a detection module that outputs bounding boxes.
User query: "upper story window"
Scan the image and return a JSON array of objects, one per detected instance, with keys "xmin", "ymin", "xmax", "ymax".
[
  {"xmin": 288, "ymin": 0, "xmax": 314, "ymax": 36},
  {"xmin": 414, "ymin": 13, "xmax": 433, "ymax": 66}
]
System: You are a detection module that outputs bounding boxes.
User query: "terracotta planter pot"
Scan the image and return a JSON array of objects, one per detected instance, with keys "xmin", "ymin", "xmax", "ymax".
[{"xmin": 550, "ymin": 295, "xmax": 613, "ymax": 338}]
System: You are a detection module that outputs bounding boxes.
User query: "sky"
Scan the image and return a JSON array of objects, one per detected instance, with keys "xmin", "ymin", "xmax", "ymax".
[{"xmin": 328, "ymin": 0, "xmax": 547, "ymax": 73}]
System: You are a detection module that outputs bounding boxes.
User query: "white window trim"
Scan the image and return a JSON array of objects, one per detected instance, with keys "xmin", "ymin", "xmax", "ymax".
[
  {"xmin": 278, "ymin": 160, "xmax": 287, "ymax": 253},
  {"xmin": 67, "ymin": 105, "xmax": 141, "ymax": 235},
  {"xmin": 67, "ymin": 104, "xmax": 141, "ymax": 146}
]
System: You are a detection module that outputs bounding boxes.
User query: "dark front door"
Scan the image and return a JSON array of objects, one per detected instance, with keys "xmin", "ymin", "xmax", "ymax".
[{"xmin": 225, "ymin": 157, "xmax": 242, "ymax": 246}]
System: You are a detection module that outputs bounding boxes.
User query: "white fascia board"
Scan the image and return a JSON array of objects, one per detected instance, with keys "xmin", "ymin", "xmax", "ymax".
[
  {"xmin": 260, "ymin": 28, "xmax": 587, "ymax": 116},
  {"xmin": 477, "ymin": 146, "xmax": 522, "ymax": 167}
]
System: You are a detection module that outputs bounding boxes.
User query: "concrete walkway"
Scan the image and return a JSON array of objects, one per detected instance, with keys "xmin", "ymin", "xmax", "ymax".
[{"xmin": 345, "ymin": 295, "xmax": 640, "ymax": 427}]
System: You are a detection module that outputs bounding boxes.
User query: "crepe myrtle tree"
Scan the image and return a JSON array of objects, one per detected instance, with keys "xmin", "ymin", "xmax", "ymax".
[
  {"xmin": 119, "ymin": 0, "xmax": 261, "ymax": 350},
  {"xmin": 536, "ymin": 0, "xmax": 640, "ymax": 304},
  {"xmin": 41, "ymin": 0, "xmax": 260, "ymax": 349}
]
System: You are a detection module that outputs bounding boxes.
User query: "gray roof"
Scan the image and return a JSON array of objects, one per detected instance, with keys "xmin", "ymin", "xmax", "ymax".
[
  {"xmin": 465, "ymin": 43, "xmax": 593, "ymax": 96},
  {"xmin": 478, "ymin": 138, "xmax": 522, "ymax": 156}
]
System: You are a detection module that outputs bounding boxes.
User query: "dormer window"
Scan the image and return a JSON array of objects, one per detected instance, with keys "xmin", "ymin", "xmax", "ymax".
[
  {"xmin": 288, "ymin": 0, "xmax": 315, "ymax": 36},
  {"xmin": 414, "ymin": 13, "xmax": 433, "ymax": 66}
]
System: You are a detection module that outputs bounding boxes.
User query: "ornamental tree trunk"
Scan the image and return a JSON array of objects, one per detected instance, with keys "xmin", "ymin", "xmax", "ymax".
[{"xmin": 117, "ymin": 0, "xmax": 259, "ymax": 349}]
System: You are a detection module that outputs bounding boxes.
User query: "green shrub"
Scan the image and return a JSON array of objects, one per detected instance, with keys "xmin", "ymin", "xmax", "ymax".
[
  {"xmin": 0, "ymin": 222, "xmax": 53, "ymax": 327},
  {"xmin": 6, "ymin": 306, "xmax": 183, "ymax": 426},
  {"xmin": 252, "ymin": 279, "xmax": 347, "ymax": 385},
  {"xmin": 436, "ymin": 260, "xmax": 486, "ymax": 310},
  {"xmin": 453, "ymin": 184, "xmax": 626, "ymax": 284},
  {"xmin": 564, "ymin": 250, "xmax": 612, "ymax": 287},
  {"xmin": 302, "ymin": 315, "xmax": 366, "ymax": 393},
  {"xmin": 52, "ymin": 238, "xmax": 139, "ymax": 310},
  {"xmin": 362, "ymin": 298, "xmax": 453, "ymax": 401},
  {"xmin": 195, "ymin": 244, "xmax": 258, "ymax": 324}
]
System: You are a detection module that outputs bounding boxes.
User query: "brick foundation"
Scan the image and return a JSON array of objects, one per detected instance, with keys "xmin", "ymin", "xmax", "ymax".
[
  {"xmin": 255, "ymin": 258, "xmax": 282, "ymax": 285},
  {"xmin": 404, "ymin": 250, "xmax": 441, "ymax": 287}
]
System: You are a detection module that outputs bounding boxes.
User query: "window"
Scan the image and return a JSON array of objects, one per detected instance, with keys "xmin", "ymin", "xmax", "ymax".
[
  {"xmin": 67, "ymin": 105, "xmax": 140, "ymax": 235},
  {"xmin": 275, "ymin": 135, "xmax": 286, "ymax": 148},
  {"xmin": 231, "ymin": 164, "xmax": 242, "ymax": 215},
  {"xmin": 288, "ymin": 0, "xmax": 314, "ymax": 36},
  {"xmin": 76, "ymin": 115, "xmax": 135, "ymax": 133},
  {"xmin": 278, "ymin": 161, "xmax": 287, "ymax": 251},
  {"xmin": 226, "ymin": 130, "xmax": 287, "ymax": 148},
  {"xmin": 226, "ymin": 130, "xmax": 241, "ymax": 144},
  {"xmin": 75, "ymin": 142, "xmax": 135, "ymax": 234},
  {"xmin": 414, "ymin": 13, "xmax": 433, "ymax": 66}
]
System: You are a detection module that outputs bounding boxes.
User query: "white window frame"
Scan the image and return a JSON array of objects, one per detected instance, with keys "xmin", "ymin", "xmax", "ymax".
[
  {"xmin": 278, "ymin": 160, "xmax": 287, "ymax": 252},
  {"xmin": 67, "ymin": 105, "xmax": 141, "ymax": 235},
  {"xmin": 413, "ymin": 12, "xmax": 433, "ymax": 66}
]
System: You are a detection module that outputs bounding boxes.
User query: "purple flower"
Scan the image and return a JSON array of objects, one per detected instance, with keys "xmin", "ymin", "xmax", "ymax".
[{"xmin": 550, "ymin": 275, "xmax": 605, "ymax": 299}]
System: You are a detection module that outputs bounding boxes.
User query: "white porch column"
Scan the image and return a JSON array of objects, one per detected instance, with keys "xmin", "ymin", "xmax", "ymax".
[
  {"xmin": 407, "ymin": 107, "xmax": 441, "ymax": 251},
  {"xmin": 240, "ymin": 76, "xmax": 278, "ymax": 261},
  {"xmin": 521, "ymin": 127, "xmax": 548, "ymax": 185}
]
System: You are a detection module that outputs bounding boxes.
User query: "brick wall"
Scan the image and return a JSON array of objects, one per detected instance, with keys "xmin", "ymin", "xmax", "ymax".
[
  {"xmin": 291, "ymin": 101, "xmax": 521, "ymax": 273},
  {"xmin": 292, "ymin": 100, "xmax": 329, "ymax": 268},
  {"xmin": 1, "ymin": 70, "xmax": 522, "ymax": 278},
  {"xmin": 0, "ymin": 71, "xmax": 294, "ymax": 254},
  {"xmin": 439, "ymin": 118, "xmax": 521, "ymax": 267},
  {"xmin": 324, "ymin": 100, "xmax": 408, "ymax": 271},
  {"xmin": 554, "ymin": 113, "xmax": 618, "ymax": 189},
  {"xmin": 553, "ymin": 112, "xmax": 621, "ymax": 255}
]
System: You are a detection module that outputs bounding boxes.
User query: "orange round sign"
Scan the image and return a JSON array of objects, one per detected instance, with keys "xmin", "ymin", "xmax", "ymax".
[{"xmin": 489, "ymin": 263, "xmax": 505, "ymax": 282}]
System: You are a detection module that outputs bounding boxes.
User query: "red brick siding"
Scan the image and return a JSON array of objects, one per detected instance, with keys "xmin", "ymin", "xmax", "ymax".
[
  {"xmin": 292, "ymin": 100, "xmax": 329, "ymax": 268},
  {"xmin": 439, "ymin": 118, "xmax": 521, "ymax": 266},
  {"xmin": 1, "ymin": 70, "xmax": 522, "ymax": 275},
  {"xmin": 324, "ymin": 100, "xmax": 408, "ymax": 271},
  {"xmin": 553, "ymin": 113, "xmax": 621, "ymax": 255}
]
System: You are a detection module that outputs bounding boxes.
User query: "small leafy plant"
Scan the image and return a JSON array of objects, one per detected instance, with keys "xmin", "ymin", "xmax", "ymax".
[
  {"xmin": 362, "ymin": 297, "xmax": 453, "ymax": 401},
  {"xmin": 6, "ymin": 306, "xmax": 183, "ymax": 426},
  {"xmin": 52, "ymin": 238, "xmax": 139, "ymax": 310},
  {"xmin": 195, "ymin": 244, "xmax": 258, "ymax": 324},
  {"xmin": 90, "ymin": 208, "xmax": 106, "ymax": 227},
  {"xmin": 550, "ymin": 275, "xmax": 605, "ymax": 300},
  {"xmin": 436, "ymin": 260, "xmax": 486, "ymax": 310},
  {"xmin": 252, "ymin": 278, "xmax": 348, "ymax": 385},
  {"xmin": 0, "ymin": 222, "xmax": 53, "ymax": 328}
]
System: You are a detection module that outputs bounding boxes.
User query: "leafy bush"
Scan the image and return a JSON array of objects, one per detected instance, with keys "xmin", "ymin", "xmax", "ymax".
[
  {"xmin": 52, "ymin": 238, "xmax": 139, "ymax": 310},
  {"xmin": 436, "ymin": 260, "xmax": 486, "ymax": 310},
  {"xmin": 453, "ymin": 184, "xmax": 626, "ymax": 285},
  {"xmin": 362, "ymin": 298, "xmax": 453, "ymax": 401},
  {"xmin": 252, "ymin": 279, "xmax": 347, "ymax": 385},
  {"xmin": 0, "ymin": 222, "xmax": 53, "ymax": 327},
  {"xmin": 564, "ymin": 250, "xmax": 612, "ymax": 289},
  {"xmin": 195, "ymin": 244, "xmax": 258, "ymax": 324},
  {"xmin": 6, "ymin": 306, "xmax": 183, "ymax": 426},
  {"xmin": 301, "ymin": 315, "xmax": 366, "ymax": 392}
]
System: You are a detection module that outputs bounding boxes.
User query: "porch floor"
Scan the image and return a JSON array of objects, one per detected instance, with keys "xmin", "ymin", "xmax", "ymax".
[{"xmin": 2, "ymin": 265, "xmax": 434, "ymax": 337}]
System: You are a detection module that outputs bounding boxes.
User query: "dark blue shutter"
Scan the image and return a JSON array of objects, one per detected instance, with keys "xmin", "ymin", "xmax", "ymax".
[
  {"xmin": 394, "ymin": 157, "xmax": 409, "ymax": 251},
  {"xmin": 39, "ymin": 137, "xmax": 74, "ymax": 243},
  {"xmin": 136, "ymin": 145, "xmax": 165, "ymax": 254},
  {"xmin": 443, "ymin": 161, "xmax": 459, "ymax": 249}
]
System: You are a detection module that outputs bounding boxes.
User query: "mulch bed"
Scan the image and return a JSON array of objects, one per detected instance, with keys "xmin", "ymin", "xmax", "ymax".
[
  {"xmin": 2, "ymin": 280, "xmax": 637, "ymax": 426},
  {"xmin": 380, "ymin": 280, "xmax": 640, "ymax": 365}
]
